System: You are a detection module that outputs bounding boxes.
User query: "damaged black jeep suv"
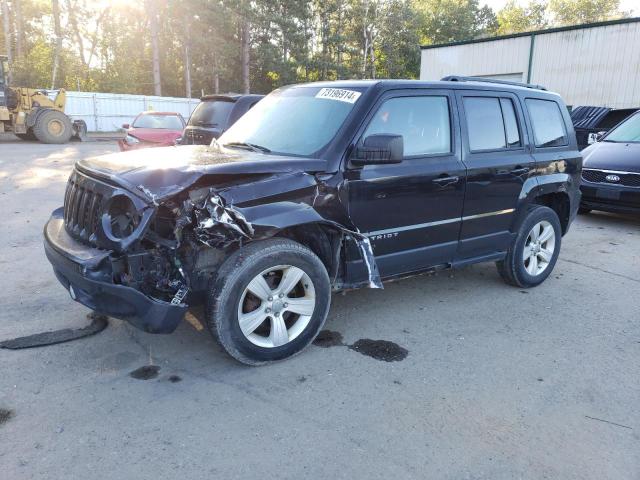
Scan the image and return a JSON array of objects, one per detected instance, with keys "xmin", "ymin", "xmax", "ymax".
[{"xmin": 44, "ymin": 78, "xmax": 581, "ymax": 364}]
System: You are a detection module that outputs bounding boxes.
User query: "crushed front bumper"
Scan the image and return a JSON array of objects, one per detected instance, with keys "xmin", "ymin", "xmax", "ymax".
[{"xmin": 43, "ymin": 208, "xmax": 187, "ymax": 333}]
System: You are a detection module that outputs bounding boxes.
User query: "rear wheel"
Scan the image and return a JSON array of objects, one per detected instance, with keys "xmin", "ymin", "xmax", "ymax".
[
  {"xmin": 206, "ymin": 238, "xmax": 331, "ymax": 365},
  {"xmin": 33, "ymin": 109, "xmax": 73, "ymax": 144},
  {"xmin": 497, "ymin": 205, "xmax": 561, "ymax": 288}
]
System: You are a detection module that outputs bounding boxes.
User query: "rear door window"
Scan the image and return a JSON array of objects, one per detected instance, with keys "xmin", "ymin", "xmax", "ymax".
[
  {"xmin": 463, "ymin": 97, "xmax": 521, "ymax": 151},
  {"xmin": 189, "ymin": 100, "xmax": 235, "ymax": 127},
  {"xmin": 526, "ymin": 99, "xmax": 568, "ymax": 147}
]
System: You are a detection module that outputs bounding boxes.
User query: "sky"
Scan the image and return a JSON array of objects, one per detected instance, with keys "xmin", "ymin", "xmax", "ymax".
[{"xmin": 482, "ymin": 0, "xmax": 639, "ymax": 15}]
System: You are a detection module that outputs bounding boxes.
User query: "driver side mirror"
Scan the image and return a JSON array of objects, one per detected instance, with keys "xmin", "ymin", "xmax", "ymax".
[
  {"xmin": 588, "ymin": 130, "xmax": 606, "ymax": 144},
  {"xmin": 122, "ymin": 123, "xmax": 130, "ymax": 129},
  {"xmin": 351, "ymin": 134, "xmax": 404, "ymax": 166}
]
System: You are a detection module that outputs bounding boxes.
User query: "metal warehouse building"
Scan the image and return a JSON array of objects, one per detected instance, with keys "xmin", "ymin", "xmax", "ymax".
[{"xmin": 420, "ymin": 18, "xmax": 640, "ymax": 108}]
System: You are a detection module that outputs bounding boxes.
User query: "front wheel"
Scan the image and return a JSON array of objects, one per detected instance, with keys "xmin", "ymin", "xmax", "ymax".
[
  {"xmin": 497, "ymin": 205, "xmax": 562, "ymax": 288},
  {"xmin": 33, "ymin": 109, "xmax": 73, "ymax": 144},
  {"xmin": 206, "ymin": 238, "xmax": 331, "ymax": 365}
]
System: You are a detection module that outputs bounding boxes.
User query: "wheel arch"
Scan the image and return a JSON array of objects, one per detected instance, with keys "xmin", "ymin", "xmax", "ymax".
[
  {"xmin": 516, "ymin": 174, "xmax": 574, "ymax": 235},
  {"xmin": 195, "ymin": 200, "xmax": 349, "ymax": 287}
]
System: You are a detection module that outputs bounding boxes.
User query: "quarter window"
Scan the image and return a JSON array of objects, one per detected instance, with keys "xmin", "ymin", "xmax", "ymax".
[
  {"xmin": 363, "ymin": 96, "xmax": 451, "ymax": 157},
  {"xmin": 526, "ymin": 98, "xmax": 568, "ymax": 147},
  {"xmin": 463, "ymin": 97, "xmax": 521, "ymax": 151}
]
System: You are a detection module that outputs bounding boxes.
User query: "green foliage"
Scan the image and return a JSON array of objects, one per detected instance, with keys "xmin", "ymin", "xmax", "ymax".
[
  {"xmin": 496, "ymin": 0, "xmax": 548, "ymax": 35},
  {"xmin": 415, "ymin": 0, "xmax": 498, "ymax": 45},
  {"xmin": 0, "ymin": 0, "xmax": 634, "ymax": 96},
  {"xmin": 549, "ymin": 0, "xmax": 630, "ymax": 26}
]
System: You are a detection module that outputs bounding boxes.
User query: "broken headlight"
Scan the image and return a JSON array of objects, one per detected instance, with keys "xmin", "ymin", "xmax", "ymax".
[{"xmin": 105, "ymin": 195, "xmax": 141, "ymax": 239}]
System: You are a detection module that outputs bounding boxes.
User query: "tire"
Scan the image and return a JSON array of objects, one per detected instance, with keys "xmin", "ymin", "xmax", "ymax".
[
  {"xmin": 206, "ymin": 238, "xmax": 331, "ymax": 365},
  {"xmin": 15, "ymin": 129, "xmax": 36, "ymax": 141},
  {"xmin": 496, "ymin": 205, "xmax": 562, "ymax": 288},
  {"xmin": 578, "ymin": 207, "xmax": 591, "ymax": 215},
  {"xmin": 33, "ymin": 109, "xmax": 73, "ymax": 144}
]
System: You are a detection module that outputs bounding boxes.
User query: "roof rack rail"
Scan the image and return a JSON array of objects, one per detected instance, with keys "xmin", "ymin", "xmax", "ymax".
[{"xmin": 441, "ymin": 75, "xmax": 547, "ymax": 91}]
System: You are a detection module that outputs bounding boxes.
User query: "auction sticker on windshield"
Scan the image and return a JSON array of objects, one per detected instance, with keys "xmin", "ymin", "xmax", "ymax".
[{"xmin": 316, "ymin": 88, "xmax": 361, "ymax": 104}]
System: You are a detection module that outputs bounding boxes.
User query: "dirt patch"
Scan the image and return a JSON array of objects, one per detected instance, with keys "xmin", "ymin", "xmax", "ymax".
[
  {"xmin": 0, "ymin": 408, "xmax": 14, "ymax": 425},
  {"xmin": 129, "ymin": 365, "xmax": 160, "ymax": 380},
  {"xmin": 349, "ymin": 339, "xmax": 408, "ymax": 362},
  {"xmin": 313, "ymin": 330, "xmax": 344, "ymax": 348}
]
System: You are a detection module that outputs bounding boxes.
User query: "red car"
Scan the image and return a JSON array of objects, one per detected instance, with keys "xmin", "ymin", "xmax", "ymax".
[{"xmin": 118, "ymin": 111, "xmax": 186, "ymax": 151}]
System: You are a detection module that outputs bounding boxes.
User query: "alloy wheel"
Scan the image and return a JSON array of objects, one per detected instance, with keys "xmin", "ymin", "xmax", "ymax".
[
  {"xmin": 523, "ymin": 220, "xmax": 556, "ymax": 276},
  {"xmin": 237, "ymin": 265, "xmax": 316, "ymax": 348}
]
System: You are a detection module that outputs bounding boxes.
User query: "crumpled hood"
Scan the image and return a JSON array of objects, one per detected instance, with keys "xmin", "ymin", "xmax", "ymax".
[
  {"xmin": 76, "ymin": 145, "xmax": 329, "ymax": 200},
  {"xmin": 582, "ymin": 141, "xmax": 640, "ymax": 173}
]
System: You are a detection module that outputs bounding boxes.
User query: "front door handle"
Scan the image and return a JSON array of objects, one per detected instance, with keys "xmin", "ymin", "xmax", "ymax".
[{"xmin": 432, "ymin": 175, "xmax": 460, "ymax": 187}]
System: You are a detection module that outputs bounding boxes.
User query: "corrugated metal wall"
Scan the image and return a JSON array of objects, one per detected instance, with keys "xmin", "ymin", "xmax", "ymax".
[
  {"xmin": 421, "ymin": 36, "xmax": 531, "ymax": 83},
  {"xmin": 420, "ymin": 20, "xmax": 640, "ymax": 108},
  {"xmin": 63, "ymin": 92, "xmax": 200, "ymax": 132}
]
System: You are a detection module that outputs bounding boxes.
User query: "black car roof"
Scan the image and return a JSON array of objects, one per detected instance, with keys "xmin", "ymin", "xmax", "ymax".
[
  {"xmin": 288, "ymin": 78, "xmax": 560, "ymax": 99},
  {"xmin": 200, "ymin": 94, "xmax": 264, "ymax": 102}
]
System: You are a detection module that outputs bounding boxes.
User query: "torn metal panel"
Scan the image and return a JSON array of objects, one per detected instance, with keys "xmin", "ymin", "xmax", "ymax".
[
  {"xmin": 194, "ymin": 190, "xmax": 254, "ymax": 248},
  {"xmin": 348, "ymin": 232, "xmax": 383, "ymax": 289}
]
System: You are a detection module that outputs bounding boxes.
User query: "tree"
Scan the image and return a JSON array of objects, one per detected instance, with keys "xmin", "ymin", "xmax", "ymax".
[
  {"xmin": 496, "ymin": 0, "xmax": 548, "ymax": 34},
  {"xmin": 549, "ymin": 0, "xmax": 630, "ymax": 26},
  {"xmin": 1, "ymin": 0, "xmax": 12, "ymax": 84},
  {"xmin": 50, "ymin": 0, "xmax": 62, "ymax": 88},
  {"xmin": 414, "ymin": 0, "xmax": 498, "ymax": 45}
]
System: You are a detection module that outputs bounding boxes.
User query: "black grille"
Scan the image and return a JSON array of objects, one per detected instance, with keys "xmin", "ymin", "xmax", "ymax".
[
  {"xmin": 63, "ymin": 173, "xmax": 104, "ymax": 244},
  {"xmin": 582, "ymin": 169, "xmax": 640, "ymax": 188}
]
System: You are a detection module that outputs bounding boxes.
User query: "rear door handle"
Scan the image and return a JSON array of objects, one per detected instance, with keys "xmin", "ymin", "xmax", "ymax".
[
  {"xmin": 510, "ymin": 167, "xmax": 530, "ymax": 176},
  {"xmin": 432, "ymin": 175, "xmax": 460, "ymax": 187}
]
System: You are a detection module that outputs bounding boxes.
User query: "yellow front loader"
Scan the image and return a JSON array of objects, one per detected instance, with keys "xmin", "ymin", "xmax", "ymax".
[{"xmin": 0, "ymin": 55, "xmax": 86, "ymax": 144}]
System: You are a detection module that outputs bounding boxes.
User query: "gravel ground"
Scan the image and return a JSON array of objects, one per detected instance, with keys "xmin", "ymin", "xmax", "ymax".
[{"xmin": 0, "ymin": 140, "xmax": 638, "ymax": 479}]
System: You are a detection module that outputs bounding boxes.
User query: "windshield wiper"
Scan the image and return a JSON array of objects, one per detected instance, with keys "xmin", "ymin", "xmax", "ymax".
[{"xmin": 223, "ymin": 142, "xmax": 271, "ymax": 153}]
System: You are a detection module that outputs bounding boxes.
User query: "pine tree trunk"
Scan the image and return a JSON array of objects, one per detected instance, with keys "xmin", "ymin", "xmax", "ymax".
[
  {"xmin": 1, "ymin": 0, "xmax": 13, "ymax": 83},
  {"xmin": 241, "ymin": 19, "xmax": 250, "ymax": 94},
  {"xmin": 147, "ymin": 0, "xmax": 162, "ymax": 96},
  {"xmin": 51, "ymin": 0, "xmax": 63, "ymax": 89},
  {"xmin": 15, "ymin": 0, "xmax": 24, "ymax": 58}
]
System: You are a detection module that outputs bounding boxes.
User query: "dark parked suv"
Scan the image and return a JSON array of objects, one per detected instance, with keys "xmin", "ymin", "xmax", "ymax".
[
  {"xmin": 580, "ymin": 110, "xmax": 640, "ymax": 215},
  {"xmin": 44, "ymin": 78, "xmax": 581, "ymax": 364},
  {"xmin": 180, "ymin": 94, "xmax": 263, "ymax": 145}
]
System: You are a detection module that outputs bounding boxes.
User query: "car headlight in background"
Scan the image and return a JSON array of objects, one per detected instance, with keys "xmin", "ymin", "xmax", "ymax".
[{"xmin": 124, "ymin": 134, "xmax": 140, "ymax": 145}]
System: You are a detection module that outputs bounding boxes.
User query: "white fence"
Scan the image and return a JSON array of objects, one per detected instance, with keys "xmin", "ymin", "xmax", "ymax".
[{"xmin": 62, "ymin": 91, "xmax": 200, "ymax": 132}]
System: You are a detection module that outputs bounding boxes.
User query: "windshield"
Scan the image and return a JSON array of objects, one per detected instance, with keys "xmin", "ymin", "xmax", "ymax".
[
  {"xmin": 218, "ymin": 86, "xmax": 364, "ymax": 156},
  {"xmin": 605, "ymin": 113, "xmax": 640, "ymax": 143},
  {"xmin": 189, "ymin": 100, "xmax": 235, "ymax": 127},
  {"xmin": 133, "ymin": 114, "xmax": 184, "ymax": 130}
]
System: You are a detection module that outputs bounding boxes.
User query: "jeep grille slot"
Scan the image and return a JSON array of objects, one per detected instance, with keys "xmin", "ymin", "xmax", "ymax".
[{"xmin": 63, "ymin": 173, "xmax": 104, "ymax": 245}]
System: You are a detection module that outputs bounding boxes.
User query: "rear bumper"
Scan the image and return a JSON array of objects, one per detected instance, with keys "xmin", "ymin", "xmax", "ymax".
[
  {"xmin": 580, "ymin": 183, "xmax": 640, "ymax": 215},
  {"xmin": 43, "ymin": 208, "xmax": 187, "ymax": 333}
]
